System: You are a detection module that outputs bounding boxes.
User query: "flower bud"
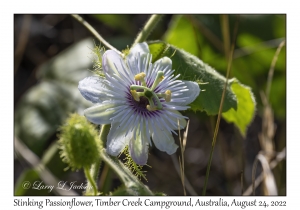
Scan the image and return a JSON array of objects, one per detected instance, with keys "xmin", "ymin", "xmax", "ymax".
[{"xmin": 58, "ymin": 113, "xmax": 101, "ymax": 170}]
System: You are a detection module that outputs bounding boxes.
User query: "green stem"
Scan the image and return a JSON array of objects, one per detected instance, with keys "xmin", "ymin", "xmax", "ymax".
[
  {"xmin": 71, "ymin": 14, "xmax": 122, "ymax": 55},
  {"xmin": 84, "ymin": 166, "xmax": 98, "ymax": 195},
  {"xmin": 133, "ymin": 14, "xmax": 164, "ymax": 44},
  {"xmin": 220, "ymin": 15, "xmax": 231, "ymax": 59},
  {"xmin": 202, "ymin": 143, "xmax": 215, "ymax": 195},
  {"xmin": 266, "ymin": 40, "xmax": 285, "ymax": 100},
  {"xmin": 99, "ymin": 124, "xmax": 111, "ymax": 145},
  {"xmin": 85, "ymin": 124, "xmax": 111, "ymax": 195},
  {"xmin": 202, "ymin": 15, "xmax": 240, "ymax": 196},
  {"xmin": 86, "ymin": 124, "xmax": 153, "ymax": 195},
  {"xmin": 86, "ymin": 158, "xmax": 101, "ymax": 194}
]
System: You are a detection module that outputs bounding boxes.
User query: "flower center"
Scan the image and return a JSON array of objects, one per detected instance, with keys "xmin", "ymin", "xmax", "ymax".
[{"xmin": 130, "ymin": 71, "xmax": 172, "ymax": 111}]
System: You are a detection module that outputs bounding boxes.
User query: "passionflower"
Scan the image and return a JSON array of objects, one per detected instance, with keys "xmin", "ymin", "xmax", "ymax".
[{"xmin": 78, "ymin": 42, "xmax": 200, "ymax": 165}]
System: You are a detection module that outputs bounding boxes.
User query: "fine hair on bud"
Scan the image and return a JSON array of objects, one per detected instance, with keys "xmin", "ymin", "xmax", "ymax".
[{"xmin": 58, "ymin": 113, "xmax": 101, "ymax": 170}]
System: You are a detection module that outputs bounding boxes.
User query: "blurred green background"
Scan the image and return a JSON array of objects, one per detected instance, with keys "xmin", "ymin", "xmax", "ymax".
[{"xmin": 14, "ymin": 14, "xmax": 286, "ymax": 195}]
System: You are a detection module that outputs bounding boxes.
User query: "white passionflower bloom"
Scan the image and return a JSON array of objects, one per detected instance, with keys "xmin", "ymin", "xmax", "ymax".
[{"xmin": 78, "ymin": 42, "xmax": 200, "ymax": 165}]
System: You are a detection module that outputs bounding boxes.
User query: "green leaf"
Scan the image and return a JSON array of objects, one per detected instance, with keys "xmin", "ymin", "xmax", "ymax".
[
  {"xmin": 164, "ymin": 15, "xmax": 200, "ymax": 57},
  {"xmin": 148, "ymin": 40, "xmax": 237, "ymax": 115},
  {"xmin": 222, "ymin": 79, "xmax": 256, "ymax": 136}
]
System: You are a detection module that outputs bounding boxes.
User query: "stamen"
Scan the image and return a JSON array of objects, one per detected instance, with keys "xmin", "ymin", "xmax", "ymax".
[
  {"xmin": 130, "ymin": 85, "xmax": 149, "ymax": 91},
  {"xmin": 146, "ymin": 105, "xmax": 156, "ymax": 111},
  {"xmin": 134, "ymin": 72, "xmax": 146, "ymax": 86},
  {"xmin": 165, "ymin": 90, "xmax": 172, "ymax": 102},
  {"xmin": 146, "ymin": 100, "xmax": 157, "ymax": 111},
  {"xmin": 155, "ymin": 90, "xmax": 171, "ymax": 102},
  {"xmin": 130, "ymin": 72, "xmax": 165, "ymax": 111},
  {"xmin": 134, "ymin": 72, "xmax": 146, "ymax": 80},
  {"xmin": 151, "ymin": 71, "xmax": 164, "ymax": 91},
  {"xmin": 159, "ymin": 76, "xmax": 164, "ymax": 82}
]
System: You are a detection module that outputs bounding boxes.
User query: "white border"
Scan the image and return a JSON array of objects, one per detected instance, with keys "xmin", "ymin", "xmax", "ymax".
[{"xmin": 2, "ymin": 0, "xmax": 299, "ymax": 209}]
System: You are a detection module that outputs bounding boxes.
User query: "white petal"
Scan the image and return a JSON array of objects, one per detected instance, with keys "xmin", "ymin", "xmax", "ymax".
[
  {"xmin": 102, "ymin": 50, "xmax": 128, "ymax": 77},
  {"xmin": 129, "ymin": 126, "xmax": 149, "ymax": 165},
  {"xmin": 151, "ymin": 124, "xmax": 178, "ymax": 155},
  {"xmin": 165, "ymin": 110, "xmax": 187, "ymax": 129},
  {"xmin": 78, "ymin": 76, "xmax": 109, "ymax": 103},
  {"xmin": 106, "ymin": 122, "xmax": 132, "ymax": 156},
  {"xmin": 153, "ymin": 56, "xmax": 172, "ymax": 73},
  {"xmin": 128, "ymin": 42, "xmax": 149, "ymax": 59},
  {"xmin": 173, "ymin": 81, "xmax": 200, "ymax": 106},
  {"xmin": 84, "ymin": 103, "xmax": 115, "ymax": 125},
  {"xmin": 126, "ymin": 43, "xmax": 150, "ymax": 70}
]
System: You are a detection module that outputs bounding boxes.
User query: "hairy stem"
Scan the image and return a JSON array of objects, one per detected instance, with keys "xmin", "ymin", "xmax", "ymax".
[
  {"xmin": 133, "ymin": 14, "xmax": 164, "ymax": 44},
  {"xmin": 84, "ymin": 166, "xmax": 98, "ymax": 195},
  {"xmin": 85, "ymin": 124, "xmax": 110, "ymax": 195},
  {"xmin": 71, "ymin": 14, "xmax": 122, "ymax": 55}
]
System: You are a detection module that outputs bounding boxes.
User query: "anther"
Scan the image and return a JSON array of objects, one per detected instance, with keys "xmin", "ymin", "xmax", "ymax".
[
  {"xmin": 134, "ymin": 72, "xmax": 146, "ymax": 81},
  {"xmin": 134, "ymin": 72, "xmax": 146, "ymax": 86},
  {"xmin": 165, "ymin": 90, "xmax": 172, "ymax": 102},
  {"xmin": 146, "ymin": 98, "xmax": 160, "ymax": 111},
  {"xmin": 159, "ymin": 76, "xmax": 164, "ymax": 82},
  {"xmin": 146, "ymin": 105, "xmax": 157, "ymax": 111}
]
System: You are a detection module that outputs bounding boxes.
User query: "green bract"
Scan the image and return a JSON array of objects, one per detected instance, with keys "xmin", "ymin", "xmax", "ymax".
[{"xmin": 58, "ymin": 113, "xmax": 101, "ymax": 170}]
